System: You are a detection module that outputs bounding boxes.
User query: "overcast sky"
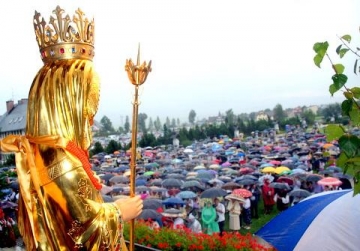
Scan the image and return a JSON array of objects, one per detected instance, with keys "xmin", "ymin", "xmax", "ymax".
[{"xmin": 1, "ymin": 0, "xmax": 360, "ymax": 127}]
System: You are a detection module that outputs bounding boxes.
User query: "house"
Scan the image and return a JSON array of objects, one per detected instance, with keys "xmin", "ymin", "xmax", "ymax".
[
  {"xmin": 0, "ymin": 99, "xmax": 27, "ymax": 138},
  {"xmin": 0, "ymin": 99, "xmax": 28, "ymax": 163}
]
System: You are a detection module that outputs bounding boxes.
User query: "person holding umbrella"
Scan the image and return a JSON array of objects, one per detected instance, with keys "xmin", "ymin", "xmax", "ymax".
[
  {"xmin": 225, "ymin": 195, "xmax": 242, "ymax": 231},
  {"xmin": 201, "ymin": 200, "xmax": 219, "ymax": 235},
  {"xmin": 214, "ymin": 197, "xmax": 226, "ymax": 236},
  {"xmin": 262, "ymin": 177, "xmax": 275, "ymax": 214}
]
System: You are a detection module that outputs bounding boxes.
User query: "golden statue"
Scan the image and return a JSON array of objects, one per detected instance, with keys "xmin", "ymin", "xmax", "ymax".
[{"xmin": 0, "ymin": 6, "xmax": 142, "ymax": 250}]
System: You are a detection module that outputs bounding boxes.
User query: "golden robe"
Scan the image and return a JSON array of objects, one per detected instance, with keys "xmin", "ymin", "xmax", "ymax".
[{"xmin": 1, "ymin": 59, "xmax": 124, "ymax": 251}]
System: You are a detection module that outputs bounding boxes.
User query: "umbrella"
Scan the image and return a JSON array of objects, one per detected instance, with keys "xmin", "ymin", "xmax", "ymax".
[
  {"xmin": 161, "ymin": 178, "xmax": 183, "ymax": 188},
  {"xmin": 232, "ymin": 188, "xmax": 252, "ymax": 198},
  {"xmin": 194, "ymin": 165, "xmax": 206, "ymax": 170},
  {"xmin": 166, "ymin": 174, "xmax": 186, "ymax": 180},
  {"xmin": 288, "ymin": 189, "xmax": 312, "ymax": 198},
  {"xmin": 177, "ymin": 191, "xmax": 197, "ymax": 199},
  {"xmin": 225, "ymin": 194, "xmax": 246, "ymax": 202},
  {"xmin": 239, "ymin": 167, "xmax": 254, "ymax": 175},
  {"xmin": 135, "ymin": 179, "xmax": 148, "ymax": 186},
  {"xmin": 182, "ymin": 180, "xmax": 204, "ymax": 190},
  {"xmin": 184, "ymin": 148, "xmax": 194, "ymax": 153},
  {"xmin": 99, "ymin": 173, "xmax": 114, "ymax": 182},
  {"xmin": 306, "ymin": 174, "xmax": 324, "ymax": 183},
  {"xmin": 162, "ymin": 208, "xmax": 184, "ymax": 218},
  {"xmin": 236, "ymin": 179, "xmax": 257, "ymax": 186},
  {"xmin": 149, "ymin": 187, "xmax": 168, "ymax": 193},
  {"xmin": 162, "ymin": 197, "xmax": 185, "ymax": 206},
  {"xmin": 255, "ymin": 190, "xmax": 359, "ymax": 251},
  {"xmin": 317, "ymin": 177, "xmax": 342, "ymax": 186},
  {"xmin": 109, "ymin": 176, "xmax": 129, "ymax": 184},
  {"xmin": 136, "ymin": 186, "xmax": 151, "ymax": 193},
  {"xmin": 237, "ymin": 174, "xmax": 258, "ymax": 181},
  {"xmin": 137, "ymin": 209, "xmax": 162, "ymax": 220},
  {"xmin": 258, "ymin": 174, "xmax": 275, "ymax": 184},
  {"xmin": 144, "ymin": 171, "xmax": 155, "ymax": 176},
  {"xmin": 149, "ymin": 178, "xmax": 163, "ymax": 186},
  {"xmin": 276, "ymin": 177, "xmax": 294, "ymax": 186},
  {"xmin": 143, "ymin": 199, "xmax": 163, "ymax": 210},
  {"xmin": 222, "ymin": 182, "xmax": 241, "ymax": 190},
  {"xmin": 200, "ymin": 187, "xmax": 228, "ymax": 199},
  {"xmin": 275, "ymin": 166, "xmax": 290, "ymax": 174},
  {"xmin": 261, "ymin": 166, "xmax": 276, "ymax": 173},
  {"xmin": 326, "ymin": 166, "xmax": 342, "ymax": 173},
  {"xmin": 270, "ymin": 182, "xmax": 291, "ymax": 190}
]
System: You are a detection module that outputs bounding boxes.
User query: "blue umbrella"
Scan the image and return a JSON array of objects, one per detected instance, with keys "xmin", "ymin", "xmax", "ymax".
[
  {"xmin": 177, "ymin": 191, "xmax": 197, "ymax": 199},
  {"xmin": 162, "ymin": 197, "xmax": 185, "ymax": 206},
  {"xmin": 256, "ymin": 190, "xmax": 359, "ymax": 251},
  {"xmin": 135, "ymin": 179, "xmax": 147, "ymax": 186}
]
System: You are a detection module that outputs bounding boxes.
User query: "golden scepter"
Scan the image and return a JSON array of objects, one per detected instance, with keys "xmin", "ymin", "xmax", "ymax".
[{"xmin": 125, "ymin": 44, "xmax": 152, "ymax": 251}]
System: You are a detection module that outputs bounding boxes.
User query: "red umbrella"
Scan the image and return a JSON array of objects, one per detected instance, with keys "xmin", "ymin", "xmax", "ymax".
[
  {"xmin": 239, "ymin": 167, "xmax": 254, "ymax": 175},
  {"xmin": 232, "ymin": 188, "xmax": 252, "ymax": 198},
  {"xmin": 317, "ymin": 177, "xmax": 342, "ymax": 186},
  {"xmin": 277, "ymin": 176, "xmax": 294, "ymax": 186}
]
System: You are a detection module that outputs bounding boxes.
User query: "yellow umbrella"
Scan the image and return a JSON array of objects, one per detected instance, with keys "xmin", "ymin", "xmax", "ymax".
[
  {"xmin": 261, "ymin": 166, "xmax": 276, "ymax": 173},
  {"xmin": 275, "ymin": 166, "xmax": 290, "ymax": 174}
]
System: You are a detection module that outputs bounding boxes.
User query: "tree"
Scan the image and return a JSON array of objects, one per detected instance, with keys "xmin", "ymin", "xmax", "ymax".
[
  {"xmin": 189, "ymin": 110, "xmax": 196, "ymax": 125},
  {"xmin": 148, "ymin": 117, "xmax": 154, "ymax": 132},
  {"xmin": 166, "ymin": 117, "xmax": 171, "ymax": 127},
  {"xmin": 138, "ymin": 113, "xmax": 148, "ymax": 133},
  {"xmin": 117, "ymin": 126, "xmax": 125, "ymax": 134},
  {"xmin": 124, "ymin": 115, "xmax": 130, "ymax": 133},
  {"xmin": 177, "ymin": 118, "xmax": 180, "ymax": 126},
  {"xmin": 313, "ymin": 34, "xmax": 360, "ymax": 195},
  {"xmin": 100, "ymin": 116, "xmax": 115, "ymax": 134},
  {"xmin": 171, "ymin": 118, "xmax": 176, "ymax": 128},
  {"xmin": 154, "ymin": 116, "xmax": 162, "ymax": 131},
  {"xmin": 273, "ymin": 104, "xmax": 287, "ymax": 122},
  {"xmin": 91, "ymin": 142, "xmax": 104, "ymax": 155},
  {"xmin": 106, "ymin": 140, "xmax": 120, "ymax": 154}
]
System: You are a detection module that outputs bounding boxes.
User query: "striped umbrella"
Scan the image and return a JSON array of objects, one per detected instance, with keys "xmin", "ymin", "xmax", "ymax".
[{"xmin": 256, "ymin": 190, "xmax": 359, "ymax": 251}]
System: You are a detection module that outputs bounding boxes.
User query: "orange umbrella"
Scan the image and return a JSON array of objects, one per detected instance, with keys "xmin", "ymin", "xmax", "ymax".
[
  {"xmin": 232, "ymin": 188, "xmax": 252, "ymax": 198},
  {"xmin": 318, "ymin": 177, "xmax": 342, "ymax": 186}
]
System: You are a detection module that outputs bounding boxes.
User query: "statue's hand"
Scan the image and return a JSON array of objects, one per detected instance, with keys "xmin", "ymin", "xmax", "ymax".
[{"xmin": 114, "ymin": 195, "xmax": 143, "ymax": 222}]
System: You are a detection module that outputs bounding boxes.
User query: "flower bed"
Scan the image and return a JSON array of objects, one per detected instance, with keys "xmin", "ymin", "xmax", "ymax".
[{"xmin": 123, "ymin": 221, "xmax": 275, "ymax": 251}]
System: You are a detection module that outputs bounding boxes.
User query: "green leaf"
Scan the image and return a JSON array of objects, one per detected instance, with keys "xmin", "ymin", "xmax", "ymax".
[
  {"xmin": 341, "ymin": 34, "xmax": 351, "ymax": 43},
  {"xmin": 336, "ymin": 152, "xmax": 348, "ymax": 170},
  {"xmin": 349, "ymin": 108, "xmax": 360, "ymax": 125},
  {"xmin": 351, "ymin": 87, "xmax": 360, "ymax": 99},
  {"xmin": 341, "ymin": 99, "xmax": 353, "ymax": 116},
  {"xmin": 344, "ymin": 91, "xmax": 354, "ymax": 99},
  {"xmin": 354, "ymin": 59, "xmax": 358, "ymax": 75},
  {"xmin": 339, "ymin": 48, "xmax": 349, "ymax": 58},
  {"xmin": 331, "ymin": 74, "xmax": 348, "ymax": 94},
  {"xmin": 329, "ymin": 84, "xmax": 337, "ymax": 96},
  {"xmin": 336, "ymin": 44, "xmax": 342, "ymax": 54},
  {"xmin": 324, "ymin": 124, "xmax": 345, "ymax": 141},
  {"xmin": 333, "ymin": 64, "xmax": 345, "ymax": 74},
  {"xmin": 353, "ymin": 171, "xmax": 360, "ymax": 195},
  {"xmin": 313, "ymin": 42, "xmax": 329, "ymax": 67},
  {"xmin": 338, "ymin": 134, "xmax": 360, "ymax": 157}
]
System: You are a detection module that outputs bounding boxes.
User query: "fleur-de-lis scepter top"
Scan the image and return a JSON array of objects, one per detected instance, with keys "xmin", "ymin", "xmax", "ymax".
[{"xmin": 125, "ymin": 45, "xmax": 151, "ymax": 251}]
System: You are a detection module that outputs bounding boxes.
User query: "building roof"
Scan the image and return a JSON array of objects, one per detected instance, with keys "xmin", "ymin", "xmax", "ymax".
[{"xmin": 0, "ymin": 100, "xmax": 27, "ymax": 133}]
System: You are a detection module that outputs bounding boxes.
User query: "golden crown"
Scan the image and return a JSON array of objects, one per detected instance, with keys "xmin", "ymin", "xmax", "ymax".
[{"xmin": 33, "ymin": 6, "xmax": 95, "ymax": 63}]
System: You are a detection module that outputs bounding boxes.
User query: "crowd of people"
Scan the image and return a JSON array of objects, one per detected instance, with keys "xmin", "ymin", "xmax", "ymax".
[{"xmin": 0, "ymin": 125, "xmax": 354, "ymax": 247}]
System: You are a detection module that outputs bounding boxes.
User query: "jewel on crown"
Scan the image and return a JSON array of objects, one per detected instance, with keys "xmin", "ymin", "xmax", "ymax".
[{"xmin": 33, "ymin": 5, "xmax": 95, "ymax": 63}]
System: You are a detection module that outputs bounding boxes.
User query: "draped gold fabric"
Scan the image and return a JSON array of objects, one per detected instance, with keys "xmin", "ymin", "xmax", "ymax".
[{"xmin": 0, "ymin": 59, "xmax": 125, "ymax": 250}]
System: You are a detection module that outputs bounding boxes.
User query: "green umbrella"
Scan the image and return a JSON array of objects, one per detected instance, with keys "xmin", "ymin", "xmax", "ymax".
[{"xmin": 144, "ymin": 171, "xmax": 155, "ymax": 176}]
